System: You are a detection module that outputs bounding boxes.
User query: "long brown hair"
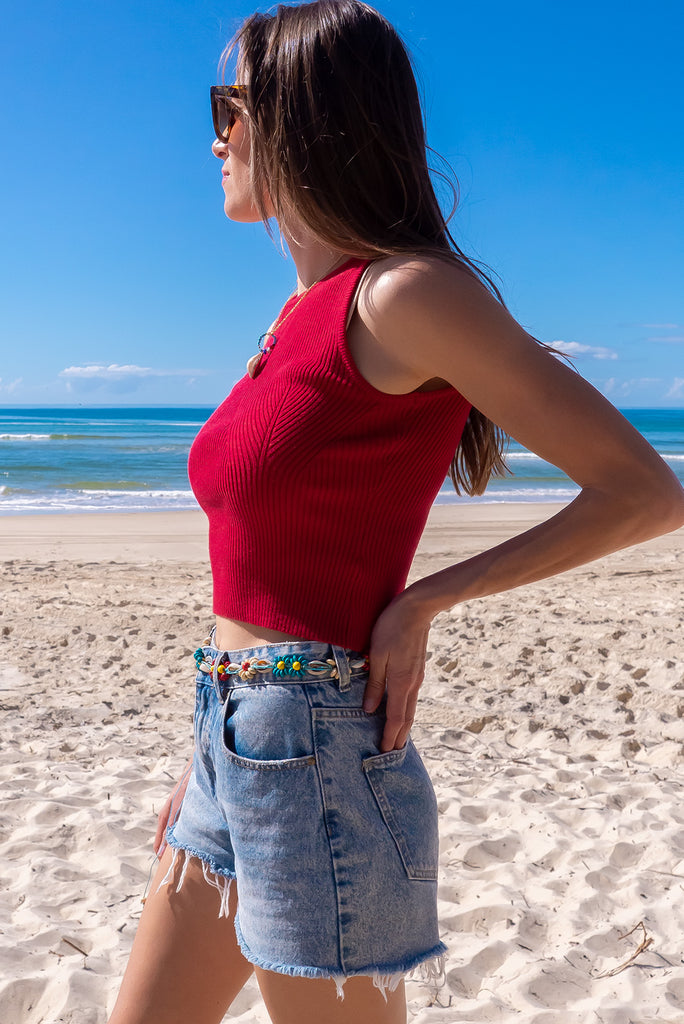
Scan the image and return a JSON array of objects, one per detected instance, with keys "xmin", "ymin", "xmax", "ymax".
[{"xmin": 221, "ymin": 1, "xmax": 539, "ymax": 494}]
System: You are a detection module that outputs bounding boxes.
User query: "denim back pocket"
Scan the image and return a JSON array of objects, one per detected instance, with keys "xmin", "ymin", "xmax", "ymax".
[{"xmin": 362, "ymin": 740, "xmax": 439, "ymax": 880}]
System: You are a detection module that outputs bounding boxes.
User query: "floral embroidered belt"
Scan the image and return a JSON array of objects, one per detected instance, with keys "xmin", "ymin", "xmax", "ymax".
[{"xmin": 193, "ymin": 643, "xmax": 370, "ymax": 684}]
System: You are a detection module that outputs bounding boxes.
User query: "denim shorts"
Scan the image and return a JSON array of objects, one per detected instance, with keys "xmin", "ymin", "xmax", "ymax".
[{"xmin": 161, "ymin": 631, "xmax": 447, "ymax": 998}]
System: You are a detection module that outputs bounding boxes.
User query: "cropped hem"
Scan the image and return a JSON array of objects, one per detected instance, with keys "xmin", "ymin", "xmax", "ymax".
[{"xmin": 234, "ymin": 914, "xmax": 447, "ymax": 1001}]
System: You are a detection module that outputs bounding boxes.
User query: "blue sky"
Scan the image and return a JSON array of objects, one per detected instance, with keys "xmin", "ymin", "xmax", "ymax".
[{"xmin": 1, "ymin": 0, "xmax": 682, "ymax": 407}]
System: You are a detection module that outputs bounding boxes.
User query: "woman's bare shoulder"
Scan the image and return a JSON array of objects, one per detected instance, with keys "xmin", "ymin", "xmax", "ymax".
[
  {"xmin": 356, "ymin": 252, "xmax": 504, "ymax": 377},
  {"xmin": 347, "ymin": 251, "xmax": 497, "ymax": 393},
  {"xmin": 362, "ymin": 251, "xmax": 482, "ymax": 297},
  {"xmin": 358, "ymin": 252, "xmax": 496, "ymax": 342}
]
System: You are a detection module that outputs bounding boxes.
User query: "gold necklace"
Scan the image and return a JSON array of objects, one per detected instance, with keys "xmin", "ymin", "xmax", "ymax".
[{"xmin": 247, "ymin": 256, "xmax": 348, "ymax": 379}]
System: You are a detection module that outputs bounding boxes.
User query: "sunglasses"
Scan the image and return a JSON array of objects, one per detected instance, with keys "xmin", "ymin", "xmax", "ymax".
[{"xmin": 211, "ymin": 85, "xmax": 248, "ymax": 142}]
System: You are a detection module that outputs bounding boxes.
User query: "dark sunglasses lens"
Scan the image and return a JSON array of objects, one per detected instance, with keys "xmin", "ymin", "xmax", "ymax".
[{"xmin": 213, "ymin": 95, "xmax": 235, "ymax": 141}]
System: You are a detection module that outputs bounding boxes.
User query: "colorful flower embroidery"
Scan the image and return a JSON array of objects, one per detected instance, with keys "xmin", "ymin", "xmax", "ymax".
[{"xmin": 272, "ymin": 655, "xmax": 309, "ymax": 678}]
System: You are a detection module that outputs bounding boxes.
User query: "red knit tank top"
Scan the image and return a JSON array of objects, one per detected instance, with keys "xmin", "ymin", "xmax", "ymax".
[{"xmin": 188, "ymin": 257, "xmax": 471, "ymax": 651}]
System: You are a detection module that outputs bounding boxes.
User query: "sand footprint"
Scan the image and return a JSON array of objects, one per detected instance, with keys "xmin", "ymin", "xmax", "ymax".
[
  {"xmin": 608, "ymin": 840, "xmax": 649, "ymax": 868},
  {"xmin": 459, "ymin": 802, "xmax": 491, "ymax": 824},
  {"xmin": 0, "ymin": 977, "xmax": 48, "ymax": 1024},
  {"xmin": 461, "ymin": 834, "xmax": 521, "ymax": 868},
  {"xmin": 520, "ymin": 787, "xmax": 556, "ymax": 804},
  {"xmin": 35, "ymin": 969, "xmax": 110, "ymax": 1024},
  {"xmin": 666, "ymin": 977, "xmax": 684, "ymax": 1010},
  {"xmin": 582, "ymin": 926, "xmax": 630, "ymax": 955},
  {"xmin": 441, "ymin": 903, "xmax": 513, "ymax": 936},
  {"xmin": 584, "ymin": 865, "xmax": 621, "ymax": 891},
  {"xmin": 517, "ymin": 910, "xmax": 549, "ymax": 948},
  {"xmin": 445, "ymin": 939, "xmax": 511, "ymax": 998},
  {"xmin": 525, "ymin": 961, "xmax": 591, "ymax": 1009}
]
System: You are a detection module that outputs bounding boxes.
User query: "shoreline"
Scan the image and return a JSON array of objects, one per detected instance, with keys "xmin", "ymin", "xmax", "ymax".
[
  {"xmin": 0, "ymin": 503, "xmax": 561, "ymax": 562},
  {"xmin": 0, "ymin": 495, "xmax": 582, "ymax": 519},
  {"xmin": 1, "ymin": 502, "xmax": 681, "ymax": 562}
]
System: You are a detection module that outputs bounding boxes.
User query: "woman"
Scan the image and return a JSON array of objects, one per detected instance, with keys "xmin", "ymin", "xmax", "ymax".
[{"xmin": 108, "ymin": 3, "xmax": 684, "ymax": 1023}]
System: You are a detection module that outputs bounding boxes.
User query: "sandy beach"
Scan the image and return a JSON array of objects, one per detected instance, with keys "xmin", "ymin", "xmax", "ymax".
[{"xmin": 1, "ymin": 503, "xmax": 683, "ymax": 1023}]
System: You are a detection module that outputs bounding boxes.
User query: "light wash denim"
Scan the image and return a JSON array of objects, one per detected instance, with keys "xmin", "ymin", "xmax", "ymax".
[{"xmin": 161, "ymin": 632, "xmax": 447, "ymax": 999}]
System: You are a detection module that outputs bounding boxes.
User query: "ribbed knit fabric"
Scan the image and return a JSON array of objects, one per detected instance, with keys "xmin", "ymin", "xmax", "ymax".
[{"xmin": 188, "ymin": 257, "xmax": 472, "ymax": 651}]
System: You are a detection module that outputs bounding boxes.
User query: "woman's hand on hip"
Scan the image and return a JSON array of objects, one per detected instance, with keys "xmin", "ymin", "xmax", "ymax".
[
  {"xmin": 363, "ymin": 591, "xmax": 432, "ymax": 752},
  {"xmin": 153, "ymin": 755, "xmax": 195, "ymax": 858}
]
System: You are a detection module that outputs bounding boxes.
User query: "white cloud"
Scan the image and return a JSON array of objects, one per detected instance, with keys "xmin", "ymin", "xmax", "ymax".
[
  {"xmin": 59, "ymin": 363, "xmax": 209, "ymax": 379},
  {"xmin": 0, "ymin": 376, "xmax": 23, "ymax": 393},
  {"xmin": 666, "ymin": 378, "xmax": 684, "ymax": 399},
  {"xmin": 648, "ymin": 336, "xmax": 684, "ymax": 343},
  {"xmin": 57, "ymin": 363, "xmax": 211, "ymax": 396},
  {"xmin": 615, "ymin": 377, "xmax": 662, "ymax": 396},
  {"xmin": 641, "ymin": 323, "xmax": 681, "ymax": 329},
  {"xmin": 602, "ymin": 377, "xmax": 664, "ymax": 397},
  {"xmin": 552, "ymin": 340, "xmax": 618, "ymax": 360}
]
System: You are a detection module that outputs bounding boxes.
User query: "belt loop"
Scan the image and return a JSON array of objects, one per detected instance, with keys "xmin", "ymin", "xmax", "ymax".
[
  {"xmin": 331, "ymin": 645, "xmax": 351, "ymax": 692},
  {"xmin": 213, "ymin": 647, "xmax": 227, "ymax": 702}
]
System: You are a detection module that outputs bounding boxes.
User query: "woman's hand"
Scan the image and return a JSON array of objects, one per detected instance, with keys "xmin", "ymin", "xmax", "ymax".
[
  {"xmin": 363, "ymin": 591, "xmax": 433, "ymax": 752},
  {"xmin": 153, "ymin": 755, "xmax": 195, "ymax": 858}
]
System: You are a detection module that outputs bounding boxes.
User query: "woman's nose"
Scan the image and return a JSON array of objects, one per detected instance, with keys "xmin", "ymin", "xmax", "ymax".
[{"xmin": 212, "ymin": 137, "xmax": 229, "ymax": 159}]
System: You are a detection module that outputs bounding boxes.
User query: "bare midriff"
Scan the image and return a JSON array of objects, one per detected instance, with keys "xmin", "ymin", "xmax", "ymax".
[{"xmin": 214, "ymin": 614, "xmax": 310, "ymax": 652}]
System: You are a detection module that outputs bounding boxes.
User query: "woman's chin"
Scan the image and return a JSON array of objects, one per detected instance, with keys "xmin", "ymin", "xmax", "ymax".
[{"xmin": 223, "ymin": 197, "xmax": 264, "ymax": 224}]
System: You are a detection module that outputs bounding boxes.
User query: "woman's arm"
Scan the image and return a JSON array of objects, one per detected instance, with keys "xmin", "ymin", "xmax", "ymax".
[{"xmin": 361, "ymin": 257, "xmax": 684, "ymax": 751}]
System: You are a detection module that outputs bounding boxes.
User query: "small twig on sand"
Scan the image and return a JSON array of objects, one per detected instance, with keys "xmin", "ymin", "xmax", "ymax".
[
  {"xmin": 595, "ymin": 921, "xmax": 653, "ymax": 978},
  {"xmin": 62, "ymin": 937, "xmax": 88, "ymax": 957}
]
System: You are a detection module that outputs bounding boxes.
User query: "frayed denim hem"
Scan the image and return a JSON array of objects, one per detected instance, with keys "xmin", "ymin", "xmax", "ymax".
[
  {"xmin": 234, "ymin": 914, "xmax": 448, "ymax": 1002},
  {"xmin": 156, "ymin": 840, "xmax": 236, "ymax": 919},
  {"xmin": 158, "ymin": 839, "xmax": 448, "ymax": 1003}
]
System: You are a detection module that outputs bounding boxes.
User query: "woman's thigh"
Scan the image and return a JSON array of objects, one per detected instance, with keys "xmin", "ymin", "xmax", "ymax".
[
  {"xmin": 107, "ymin": 845, "xmax": 253, "ymax": 1024},
  {"xmin": 255, "ymin": 969, "xmax": 407, "ymax": 1024}
]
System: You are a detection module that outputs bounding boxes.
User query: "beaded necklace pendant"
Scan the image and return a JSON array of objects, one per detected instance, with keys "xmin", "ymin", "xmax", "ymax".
[
  {"xmin": 247, "ymin": 294, "xmax": 299, "ymax": 380},
  {"xmin": 247, "ymin": 331, "xmax": 278, "ymax": 379}
]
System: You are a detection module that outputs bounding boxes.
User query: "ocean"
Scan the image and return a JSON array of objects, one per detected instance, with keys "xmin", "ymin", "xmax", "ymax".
[{"xmin": 0, "ymin": 406, "xmax": 682, "ymax": 514}]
